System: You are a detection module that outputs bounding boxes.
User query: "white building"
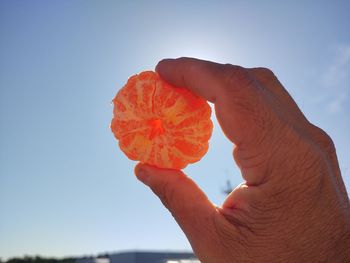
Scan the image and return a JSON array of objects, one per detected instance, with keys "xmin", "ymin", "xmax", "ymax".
[{"xmin": 76, "ymin": 257, "xmax": 110, "ymax": 263}]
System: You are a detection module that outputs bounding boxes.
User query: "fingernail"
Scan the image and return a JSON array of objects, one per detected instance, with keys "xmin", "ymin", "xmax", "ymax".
[{"xmin": 135, "ymin": 167, "xmax": 150, "ymax": 185}]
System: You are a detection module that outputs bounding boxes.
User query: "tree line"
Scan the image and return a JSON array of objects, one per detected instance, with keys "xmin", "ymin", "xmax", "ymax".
[{"xmin": 1, "ymin": 256, "xmax": 76, "ymax": 263}]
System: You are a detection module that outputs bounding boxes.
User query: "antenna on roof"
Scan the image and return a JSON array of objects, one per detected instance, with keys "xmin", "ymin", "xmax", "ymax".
[{"xmin": 221, "ymin": 179, "xmax": 233, "ymax": 195}]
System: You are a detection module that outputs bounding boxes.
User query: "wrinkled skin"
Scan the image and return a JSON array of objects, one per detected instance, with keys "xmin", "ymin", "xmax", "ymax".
[{"xmin": 134, "ymin": 58, "xmax": 350, "ymax": 262}]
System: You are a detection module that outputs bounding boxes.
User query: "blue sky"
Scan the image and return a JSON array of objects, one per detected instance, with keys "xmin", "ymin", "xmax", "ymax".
[{"xmin": 1, "ymin": 0, "xmax": 350, "ymax": 260}]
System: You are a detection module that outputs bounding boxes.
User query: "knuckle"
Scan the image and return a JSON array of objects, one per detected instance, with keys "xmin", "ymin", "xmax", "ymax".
[
  {"xmin": 309, "ymin": 124, "xmax": 336, "ymax": 155},
  {"xmin": 256, "ymin": 67, "xmax": 274, "ymax": 76},
  {"xmin": 221, "ymin": 64, "xmax": 251, "ymax": 88},
  {"xmin": 278, "ymin": 124, "xmax": 328, "ymax": 173},
  {"xmin": 249, "ymin": 67, "xmax": 277, "ymax": 84}
]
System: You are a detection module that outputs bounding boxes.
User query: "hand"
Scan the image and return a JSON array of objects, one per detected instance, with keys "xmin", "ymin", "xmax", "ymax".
[{"xmin": 134, "ymin": 58, "xmax": 350, "ymax": 262}]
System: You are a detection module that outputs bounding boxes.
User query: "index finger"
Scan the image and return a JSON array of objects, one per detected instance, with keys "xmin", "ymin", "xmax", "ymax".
[
  {"xmin": 156, "ymin": 57, "xmax": 265, "ymax": 146},
  {"xmin": 155, "ymin": 57, "xmax": 254, "ymax": 103}
]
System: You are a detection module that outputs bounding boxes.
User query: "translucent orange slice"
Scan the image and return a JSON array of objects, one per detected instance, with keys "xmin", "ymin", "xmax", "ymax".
[{"xmin": 111, "ymin": 71, "xmax": 213, "ymax": 169}]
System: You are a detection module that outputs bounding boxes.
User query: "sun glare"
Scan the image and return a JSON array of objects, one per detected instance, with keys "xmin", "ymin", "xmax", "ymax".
[{"xmin": 155, "ymin": 32, "xmax": 239, "ymax": 64}]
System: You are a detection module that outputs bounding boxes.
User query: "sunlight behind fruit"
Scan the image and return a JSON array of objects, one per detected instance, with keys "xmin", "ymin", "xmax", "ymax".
[{"xmin": 111, "ymin": 71, "xmax": 213, "ymax": 169}]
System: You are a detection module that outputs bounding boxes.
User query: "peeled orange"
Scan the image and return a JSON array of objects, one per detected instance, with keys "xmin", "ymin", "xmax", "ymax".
[{"xmin": 111, "ymin": 71, "xmax": 213, "ymax": 169}]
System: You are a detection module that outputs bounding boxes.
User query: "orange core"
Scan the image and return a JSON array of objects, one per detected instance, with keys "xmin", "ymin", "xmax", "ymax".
[{"xmin": 149, "ymin": 119, "xmax": 164, "ymax": 139}]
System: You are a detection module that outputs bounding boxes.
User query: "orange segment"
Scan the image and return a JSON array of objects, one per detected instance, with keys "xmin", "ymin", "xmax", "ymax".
[{"xmin": 111, "ymin": 71, "xmax": 213, "ymax": 169}]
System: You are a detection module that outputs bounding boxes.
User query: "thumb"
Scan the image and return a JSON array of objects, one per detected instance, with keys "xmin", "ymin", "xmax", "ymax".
[{"xmin": 134, "ymin": 163, "xmax": 218, "ymax": 250}]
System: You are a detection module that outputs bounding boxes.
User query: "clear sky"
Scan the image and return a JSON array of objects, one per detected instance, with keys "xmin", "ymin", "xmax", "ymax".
[{"xmin": 1, "ymin": 0, "xmax": 350, "ymax": 260}]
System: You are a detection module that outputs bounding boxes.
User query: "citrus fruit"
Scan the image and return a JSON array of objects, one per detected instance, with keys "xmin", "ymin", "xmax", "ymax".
[{"xmin": 111, "ymin": 71, "xmax": 213, "ymax": 169}]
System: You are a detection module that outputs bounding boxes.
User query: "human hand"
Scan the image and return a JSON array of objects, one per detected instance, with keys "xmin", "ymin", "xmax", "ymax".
[{"xmin": 134, "ymin": 58, "xmax": 350, "ymax": 262}]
